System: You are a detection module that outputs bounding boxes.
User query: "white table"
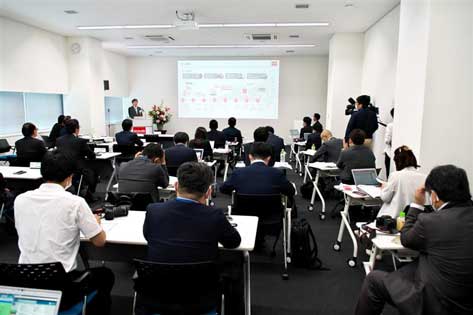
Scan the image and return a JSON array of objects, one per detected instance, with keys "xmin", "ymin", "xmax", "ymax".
[
  {"xmin": 0, "ymin": 166, "xmax": 42, "ymax": 180},
  {"xmin": 235, "ymin": 161, "xmax": 293, "ymax": 171},
  {"xmin": 299, "ymin": 149, "xmax": 316, "ymax": 179},
  {"xmin": 213, "ymin": 148, "xmax": 232, "ymax": 181},
  {"xmin": 95, "ymin": 152, "xmax": 122, "ymax": 199},
  {"xmin": 333, "ymin": 184, "xmax": 383, "ymax": 268},
  {"xmin": 81, "ymin": 211, "xmax": 258, "ymax": 315},
  {"xmin": 306, "ymin": 162, "xmax": 340, "ymax": 219}
]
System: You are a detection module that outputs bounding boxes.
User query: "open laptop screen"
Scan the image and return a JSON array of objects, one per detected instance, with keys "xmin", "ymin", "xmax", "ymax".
[
  {"xmin": 352, "ymin": 169, "xmax": 379, "ymax": 186},
  {"xmin": 0, "ymin": 285, "xmax": 61, "ymax": 315}
]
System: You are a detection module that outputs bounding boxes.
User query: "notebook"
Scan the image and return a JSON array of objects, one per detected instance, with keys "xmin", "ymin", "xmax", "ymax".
[{"xmin": 0, "ymin": 285, "xmax": 62, "ymax": 315}]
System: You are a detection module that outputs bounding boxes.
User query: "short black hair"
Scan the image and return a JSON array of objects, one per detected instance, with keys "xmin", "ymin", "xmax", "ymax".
[
  {"xmin": 65, "ymin": 119, "xmax": 79, "ymax": 134},
  {"xmin": 250, "ymin": 142, "xmax": 272, "ymax": 160},
  {"xmin": 177, "ymin": 162, "xmax": 213, "ymax": 198},
  {"xmin": 356, "ymin": 95, "xmax": 371, "ymax": 108},
  {"xmin": 142, "ymin": 143, "xmax": 164, "ymax": 160},
  {"xmin": 303, "ymin": 116, "xmax": 312, "ymax": 127},
  {"xmin": 349, "ymin": 129, "xmax": 366, "ymax": 145},
  {"xmin": 131, "ymin": 98, "xmax": 138, "ymax": 104},
  {"xmin": 209, "ymin": 119, "xmax": 218, "ymax": 130},
  {"xmin": 253, "ymin": 127, "xmax": 269, "ymax": 142},
  {"xmin": 21, "ymin": 123, "xmax": 37, "ymax": 137},
  {"xmin": 425, "ymin": 165, "xmax": 471, "ymax": 203},
  {"xmin": 390, "ymin": 108, "xmax": 394, "ymax": 118},
  {"xmin": 394, "ymin": 146, "xmax": 418, "ymax": 171},
  {"xmin": 228, "ymin": 117, "xmax": 236, "ymax": 127},
  {"xmin": 313, "ymin": 113, "xmax": 321, "ymax": 121},
  {"xmin": 58, "ymin": 115, "xmax": 65, "ymax": 124},
  {"xmin": 174, "ymin": 132, "xmax": 189, "ymax": 144},
  {"xmin": 313, "ymin": 123, "xmax": 323, "ymax": 133},
  {"xmin": 41, "ymin": 150, "xmax": 77, "ymax": 183},
  {"xmin": 266, "ymin": 126, "xmax": 274, "ymax": 134},
  {"xmin": 122, "ymin": 119, "xmax": 133, "ymax": 131}
]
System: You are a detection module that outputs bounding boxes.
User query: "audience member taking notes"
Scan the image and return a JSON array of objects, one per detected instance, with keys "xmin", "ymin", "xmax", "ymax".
[
  {"xmin": 48, "ymin": 114, "xmax": 65, "ymax": 146},
  {"xmin": 242, "ymin": 127, "xmax": 273, "ymax": 166},
  {"xmin": 189, "ymin": 127, "xmax": 213, "ymax": 160},
  {"xmin": 115, "ymin": 118, "xmax": 143, "ymax": 147},
  {"xmin": 14, "ymin": 122, "xmax": 47, "ymax": 167},
  {"xmin": 310, "ymin": 130, "xmax": 343, "ymax": 163},
  {"xmin": 222, "ymin": 117, "xmax": 243, "ymax": 145},
  {"xmin": 299, "ymin": 116, "xmax": 313, "ymax": 140},
  {"xmin": 14, "ymin": 151, "xmax": 114, "ymax": 314},
  {"xmin": 165, "ymin": 132, "xmax": 198, "ymax": 176},
  {"xmin": 306, "ymin": 122, "xmax": 323, "ymax": 150},
  {"xmin": 265, "ymin": 126, "xmax": 285, "ymax": 162},
  {"xmin": 207, "ymin": 119, "xmax": 226, "ymax": 149}
]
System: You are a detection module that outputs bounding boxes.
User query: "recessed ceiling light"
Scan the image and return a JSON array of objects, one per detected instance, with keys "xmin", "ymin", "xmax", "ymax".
[
  {"xmin": 295, "ymin": 4, "xmax": 310, "ymax": 9},
  {"xmin": 128, "ymin": 44, "xmax": 316, "ymax": 49},
  {"xmin": 289, "ymin": 34, "xmax": 300, "ymax": 38},
  {"xmin": 64, "ymin": 10, "xmax": 78, "ymax": 14},
  {"xmin": 77, "ymin": 22, "xmax": 328, "ymax": 30},
  {"xmin": 77, "ymin": 25, "xmax": 175, "ymax": 30}
]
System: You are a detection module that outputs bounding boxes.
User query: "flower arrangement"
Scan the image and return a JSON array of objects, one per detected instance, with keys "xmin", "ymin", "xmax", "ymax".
[{"xmin": 148, "ymin": 101, "xmax": 172, "ymax": 128}]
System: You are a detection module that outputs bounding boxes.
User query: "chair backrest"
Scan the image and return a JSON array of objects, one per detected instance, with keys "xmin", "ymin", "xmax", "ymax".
[
  {"xmin": 0, "ymin": 139, "xmax": 11, "ymax": 153},
  {"xmin": 133, "ymin": 259, "xmax": 219, "ymax": 314},
  {"xmin": 232, "ymin": 193, "xmax": 284, "ymax": 225},
  {"xmin": 107, "ymin": 192, "xmax": 155, "ymax": 210},
  {"xmin": 0, "ymin": 262, "xmax": 68, "ymax": 290},
  {"xmin": 113, "ymin": 144, "xmax": 140, "ymax": 163}
]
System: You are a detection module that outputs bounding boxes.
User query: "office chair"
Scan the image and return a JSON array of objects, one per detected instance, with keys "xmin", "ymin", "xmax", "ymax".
[
  {"xmin": 113, "ymin": 144, "xmax": 141, "ymax": 165},
  {"xmin": 230, "ymin": 192, "xmax": 292, "ymax": 279},
  {"xmin": 0, "ymin": 262, "xmax": 96, "ymax": 315},
  {"xmin": 132, "ymin": 259, "xmax": 223, "ymax": 315}
]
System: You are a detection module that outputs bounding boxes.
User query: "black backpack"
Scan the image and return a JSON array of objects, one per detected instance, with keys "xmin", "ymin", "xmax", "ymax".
[
  {"xmin": 291, "ymin": 219, "xmax": 327, "ymax": 270},
  {"xmin": 300, "ymin": 181, "xmax": 314, "ymax": 200}
]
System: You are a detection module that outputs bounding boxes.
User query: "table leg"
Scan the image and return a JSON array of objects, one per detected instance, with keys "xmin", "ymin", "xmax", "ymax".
[
  {"xmin": 367, "ymin": 244, "xmax": 378, "ymax": 274},
  {"xmin": 223, "ymin": 160, "xmax": 229, "ymax": 182},
  {"xmin": 336, "ymin": 196, "xmax": 351, "ymax": 245},
  {"xmin": 244, "ymin": 251, "xmax": 251, "ymax": 315},
  {"xmin": 339, "ymin": 197, "xmax": 358, "ymax": 267},
  {"xmin": 308, "ymin": 171, "xmax": 319, "ymax": 211},
  {"xmin": 104, "ymin": 158, "xmax": 117, "ymax": 200},
  {"xmin": 313, "ymin": 173, "xmax": 326, "ymax": 219}
]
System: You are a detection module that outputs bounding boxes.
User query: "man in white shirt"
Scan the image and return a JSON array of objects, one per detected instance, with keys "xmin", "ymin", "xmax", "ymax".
[{"xmin": 14, "ymin": 150, "xmax": 114, "ymax": 314}]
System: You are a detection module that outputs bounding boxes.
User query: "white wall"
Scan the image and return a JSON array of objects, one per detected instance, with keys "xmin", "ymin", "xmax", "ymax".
[
  {"xmin": 0, "ymin": 17, "xmax": 68, "ymax": 94},
  {"xmin": 103, "ymin": 50, "xmax": 129, "ymax": 97},
  {"xmin": 128, "ymin": 56, "xmax": 328, "ymax": 142},
  {"xmin": 361, "ymin": 6, "xmax": 400, "ymax": 173}
]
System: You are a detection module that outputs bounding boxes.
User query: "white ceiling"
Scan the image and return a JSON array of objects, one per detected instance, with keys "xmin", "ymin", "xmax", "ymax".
[{"xmin": 0, "ymin": 0, "xmax": 399, "ymax": 57}]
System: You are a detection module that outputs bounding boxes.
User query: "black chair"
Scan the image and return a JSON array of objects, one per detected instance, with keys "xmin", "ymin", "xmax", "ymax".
[
  {"xmin": 0, "ymin": 139, "xmax": 11, "ymax": 153},
  {"xmin": 132, "ymin": 259, "xmax": 223, "ymax": 315},
  {"xmin": 112, "ymin": 144, "xmax": 141, "ymax": 165},
  {"xmin": 230, "ymin": 192, "xmax": 292, "ymax": 279},
  {"xmin": 107, "ymin": 192, "xmax": 154, "ymax": 211},
  {"xmin": 0, "ymin": 262, "xmax": 94, "ymax": 315}
]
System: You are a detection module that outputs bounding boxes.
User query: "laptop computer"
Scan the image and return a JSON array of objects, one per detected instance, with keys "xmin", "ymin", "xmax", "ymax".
[
  {"xmin": 193, "ymin": 149, "xmax": 204, "ymax": 162},
  {"xmin": 29, "ymin": 162, "xmax": 41, "ymax": 169},
  {"xmin": 0, "ymin": 285, "xmax": 62, "ymax": 315},
  {"xmin": 352, "ymin": 168, "xmax": 381, "ymax": 198}
]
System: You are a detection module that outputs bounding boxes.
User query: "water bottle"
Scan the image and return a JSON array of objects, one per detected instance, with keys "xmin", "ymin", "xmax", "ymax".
[
  {"xmin": 280, "ymin": 149, "xmax": 286, "ymax": 162},
  {"xmin": 311, "ymin": 144, "xmax": 315, "ymax": 150}
]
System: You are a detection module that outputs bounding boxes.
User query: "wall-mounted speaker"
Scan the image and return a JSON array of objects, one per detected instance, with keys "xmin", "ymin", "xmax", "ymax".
[{"xmin": 104, "ymin": 80, "xmax": 110, "ymax": 91}]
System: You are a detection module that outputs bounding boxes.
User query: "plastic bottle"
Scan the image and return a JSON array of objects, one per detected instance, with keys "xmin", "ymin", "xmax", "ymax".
[
  {"xmin": 397, "ymin": 211, "xmax": 406, "ymax": 231},
  {"xmin": 280, "ymin": 149, "xmax": 286, "ymax": 162},
  {"xmin": 311, "ymin": 144, "xmax": 315, "ymax": 151}
]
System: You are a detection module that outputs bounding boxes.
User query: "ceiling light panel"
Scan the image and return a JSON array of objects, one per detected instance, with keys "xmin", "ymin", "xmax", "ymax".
[
  {"xmin": 128, "ymin": 44, "xmax": 316, "ymax": 49},
  {"xmin": 77, "ymin": 22, "xmax": 328, "ymax": 30}
]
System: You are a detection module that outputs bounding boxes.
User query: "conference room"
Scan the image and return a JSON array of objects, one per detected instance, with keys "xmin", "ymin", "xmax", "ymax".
[{"xmin": 1, "ymin": 0, "xmax": 472, "ymax": 315}]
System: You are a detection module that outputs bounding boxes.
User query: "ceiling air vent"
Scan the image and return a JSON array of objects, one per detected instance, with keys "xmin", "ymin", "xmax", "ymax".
[
  {"xmin": 244, "ymin": 33, "xmax": 278, "ymax": 41},
  {"xmin": 144, "ymin": 35, "xmax": 175, "ymax": 43}
]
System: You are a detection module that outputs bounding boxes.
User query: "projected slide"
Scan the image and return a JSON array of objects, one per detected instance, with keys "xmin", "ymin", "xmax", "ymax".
[{"xmin": 178, "ymin": 60, "xmax": 279, "ymax": 119}]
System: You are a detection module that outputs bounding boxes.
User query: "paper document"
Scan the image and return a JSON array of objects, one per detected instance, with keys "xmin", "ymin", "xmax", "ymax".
[{"xmin": 357, "ymin": 185, "xmax": 382, "ymax": 198}]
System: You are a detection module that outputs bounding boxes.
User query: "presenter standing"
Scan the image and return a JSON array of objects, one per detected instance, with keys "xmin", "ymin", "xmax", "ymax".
[{"xmin": 128, "ymin": 98, "xmax": 144, "ymax": 118}]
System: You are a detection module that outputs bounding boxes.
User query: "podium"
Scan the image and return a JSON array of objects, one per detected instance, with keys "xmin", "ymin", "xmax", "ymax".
[{"xmin": 132, "ymin": 117, "xmax": 153, "ymax": 135}]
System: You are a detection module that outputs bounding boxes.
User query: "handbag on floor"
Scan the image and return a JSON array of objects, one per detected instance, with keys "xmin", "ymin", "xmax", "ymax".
[{"xmin": 291, "ymin": 219, "xmax": 328, "ymax": 270}]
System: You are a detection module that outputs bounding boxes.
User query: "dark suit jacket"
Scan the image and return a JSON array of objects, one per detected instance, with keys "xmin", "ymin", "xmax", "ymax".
[
  {"xmin": 336, "ymin": 145, "xmax": 375, "ymax": 184},
  {"xmin": 144, "ymin": 199, "xmax": 241, "ymax": 262},
  {"xmin": 118, "ymin": 157, "xmax": 169, "ymax": 201},
  {"xmin": 382, "ymin": 202, "xmax": 473, "ymax": 315},
  {"xmin": 312, "ymin": 121, "xmax": 323, "ymax": 132},
  {"xmin": 56, "ymin": 134, "xmax": 96, "ymax": 166},
  {"xmin": 311, "ymin": 137, "xmax": 343, "ymax": 163},
  {"xmin": 189, "ymin": 139, "xmax": 213, "ymax": 159},
  {"xmin": 49, "ymin": 123, "xmax": 62, "ymax": 144},
  {"xmin": 14, "ymin": 137, "xmax": 47, "ymax": 166},
  {"xmin": 128, "ymin": 106, "xmax": 144, "ymax": 118},
  {"xmin": 220, "ymin": 162, "xmax": 295, "ymax": 197},
  {"xmin": 266, "ymin": 134, "xmax": 284, "ymax": 162},
  {"xmin": 115, "ymin": 130, "xmax": 143, "ymax": 147},
  {"xmin": 242, "ymin": 142, "xmax": 275, "ymax": 167},
  {"xmin": 59, "ymin": 127, "xmax": 68, "ymax": 137},
  {"xmin": 207, "ymin": 130, "xmax": 226, "ymax": 148},
  {"xmin": 306, "ymin": 132, "xmax": 322, "ymax": 150},
  {"xmin": 165, "ymin": 144, "xmax": 198, "ymax": 172},
  {"xmin": 299, "ymin": 126, "xmax": 313, "ymax": 140},
  {"xmin": 344, "ymin": 108, "xmax": 378, "ymax": 141},
  {"xmin": 222, "ymin": 127, "xmax": 243, "ymax": 144}
]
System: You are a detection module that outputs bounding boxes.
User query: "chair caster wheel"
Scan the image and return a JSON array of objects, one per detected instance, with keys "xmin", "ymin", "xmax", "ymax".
[
  {"xmin": 347, "ymin": 258, "xmax": 357, "ymax": 268},
  {"xmin": 319, "ymin": 214, "xmax": 326, "ymax": 220},
  {"xmin": 333, "ymin": 242, "xmax": 341, "ymax": 251},
  {"xmin": 209, "ymin": 202, "xmax": 215, "ymax": 207},
  {"xmin": 286, "ymin": 256, "xmax": 292, "ymax": 264},
  {"xmin": 282, "ymin": 273, "xmax": 289, "ymax": 280},
  {"xmin": 308, "ymin": 204, "xmax": 314, "ymax": 212}
]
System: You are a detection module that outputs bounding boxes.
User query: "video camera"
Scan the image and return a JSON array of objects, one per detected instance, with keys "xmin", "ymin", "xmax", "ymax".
[
  {"xmin": 93, "ymin": 204, "xmax": 130, "ymax": 220},
  {"xmin": 345, "ymin": 97, "xmax": 380, "ymax": 116}
]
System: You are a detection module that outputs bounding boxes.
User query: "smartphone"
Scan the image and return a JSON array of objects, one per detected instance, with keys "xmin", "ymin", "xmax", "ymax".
[{"xmin": 14, "ymin": 170, "xmax": 27, "ymax": 175}]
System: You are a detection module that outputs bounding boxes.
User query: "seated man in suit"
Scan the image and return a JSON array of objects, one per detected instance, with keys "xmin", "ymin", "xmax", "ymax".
[
  {"xmin": 56, "ymin": 119, "xmax": 97, "ymax": 201},
  {"xmin": 165, "ymin": 132, "xmax": 198, "ymax": 176},
  {"xmin": 222, "ymin": 117, "xmax": 243, "ymax": 145},
  {"xmin": 140, "ymin": 162, "xmax": 241, "ymax": 314},
  {"xmin": 312, "ymin": 113, "xmax": 323, "ymax": 131},
  {"xmin": 356, "ymin": 165, "xmax": 473, "ymax": 315},
  {"xmin": 242, "ymin": 127, "xmax": 273, "ymax": 166},
  {"xmin": 299, "ymin": 116, "xmax": 313, "ymax": 140},
  {"xmin": 59, "ymin": 116, "xmax": 71, "ymax": 137},
  {"xmin": 115, "ymin": 118, "xmax": 143, "ymax": 147},
  {"xmin": 207, "ymin": 119, "xmax": 226, "ymax": 149},
  {"xmin": 266, "ymin": 126, "xmax": 284, "ymax": 162},
  {"xmin": 118, "ymin": 143, "xmax": 169, "ymax": 202},
  {"xmin": 14, "ymin": 122, "xmax": 47, "ymax": 166},
  {"xmin": 306, "ymin": 122, "xmax": 323, "ymax": 150},
  {"xmin": 311, "ymin": 130, "xmax": 343, "ymax": 163},
  {"xmin": 14, "ymin": 151, "xmax": 114, "ymax": 314},
  {"xmin": 49, "ymin": 115, "xmax": 65, "ymax": 146},
  {"xmin": 336, "ymin": 129, "xmax": 375, "ymax": 184}
]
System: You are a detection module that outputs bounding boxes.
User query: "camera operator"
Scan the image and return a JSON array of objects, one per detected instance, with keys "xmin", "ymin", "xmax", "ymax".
[
  {"xmin": 355, "ymin": 164, "xmax": 473, "ymax": 315},
  {"xmin": 344, "ymin": 95, "xmax": 378, "ymax": 149}
]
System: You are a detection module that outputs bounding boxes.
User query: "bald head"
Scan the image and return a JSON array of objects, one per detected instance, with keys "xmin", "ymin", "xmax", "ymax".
[{"xmin": 321, "ymin": 130, "xmax": 333, "ymax": 142}]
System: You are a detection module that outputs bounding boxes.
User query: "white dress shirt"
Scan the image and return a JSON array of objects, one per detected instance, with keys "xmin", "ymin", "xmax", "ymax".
[
  {"xmin": 384, "ymin": 122, "xmax": 393, "ymax": 156},
  {"xmin": 377, "ymin": 167, "xmax": 427, "ymax": 218},
  {"xmin": 14, "ymin": 183, "xmax": 102, "ymax": 272}
]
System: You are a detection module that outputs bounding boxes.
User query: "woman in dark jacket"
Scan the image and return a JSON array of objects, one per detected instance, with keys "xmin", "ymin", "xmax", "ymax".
[{"xmin": 189, "ymin": 127, "xmax": 213, "ymax": 160}]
